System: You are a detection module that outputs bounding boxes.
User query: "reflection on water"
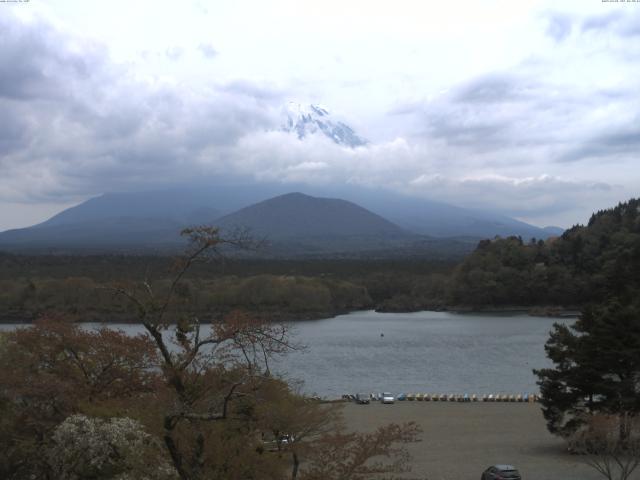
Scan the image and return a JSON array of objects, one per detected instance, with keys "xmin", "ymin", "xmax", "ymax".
[{"xmin": 0, "ymin": 310, "xmax": 569, "ymax": 397}]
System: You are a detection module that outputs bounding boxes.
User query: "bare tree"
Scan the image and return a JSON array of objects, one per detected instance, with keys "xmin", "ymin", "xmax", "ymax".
[
  {"xmin": 113, "ymin": 226, "xmax": 295, "ymax": 480},
  {"xmin": 109, "ymin": 226, "xmax": 424, "ymax": 480},
  {"xmin": 569, "ymin": 414, "xmax": 640, "ymax": 480},
  {"xmin": 1, "ymin": 227, "xmax": 425, "ymax": 480},
  {"xmin": 299, "ymin": 422, "xmax": 422, "ymax": 480}
]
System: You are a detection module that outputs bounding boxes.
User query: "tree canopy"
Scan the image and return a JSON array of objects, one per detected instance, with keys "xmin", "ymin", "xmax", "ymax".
[
  {"xmin": 448, "ymin": 198, "xmax": 640, "ymax": 307},
  {"xmin": 534, "ymin": 299, "xmax": 640, "ymax": 439},
  {"xmin": 0, "ymin": 227, "xmax": 421, "ymax": 480}
]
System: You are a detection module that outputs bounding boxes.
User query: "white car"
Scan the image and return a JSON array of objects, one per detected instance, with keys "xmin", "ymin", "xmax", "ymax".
[{"xmin": 381, "ymin": 392, "xmax": 395, "ymax": 404}]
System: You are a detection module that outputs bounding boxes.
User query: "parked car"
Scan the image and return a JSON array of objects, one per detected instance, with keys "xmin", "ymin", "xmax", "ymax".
[
  {"xmin": 279, "ymin": 434, "xmax": 295, "ymax": 445},
  {"xmin": 481, "ymin": 464, "xmax": 521, "ymax": 480},
  {"xmin": 396, "ymin": 393, "xmax": 407, "ymax": 401},
  {"xmin": 263, "ymin": 433, "xmax": 295, "ymax": 451},
  {"xmin": 355, "ymin": 393, "xmax": 370, "ymax": 404},
  {"xmin": 381, "ymin": 392, "xmax": 395, "ymax": 404}
]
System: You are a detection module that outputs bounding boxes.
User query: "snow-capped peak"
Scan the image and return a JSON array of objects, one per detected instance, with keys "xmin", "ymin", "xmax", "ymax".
[{"xmin": 282, "ymin": 102, "xmax": 367, "ymax": 148}]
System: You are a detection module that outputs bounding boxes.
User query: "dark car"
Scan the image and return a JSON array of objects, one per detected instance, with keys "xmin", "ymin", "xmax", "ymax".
[
  {"xmin": 481, "ymin": 465, "xmax": 521, "ymax": 480},
  {"xmin": 355, "ymin": 393, "xmax": 370, "ymax": 404}
]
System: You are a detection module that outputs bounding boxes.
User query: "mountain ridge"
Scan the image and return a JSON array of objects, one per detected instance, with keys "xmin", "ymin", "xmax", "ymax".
[
  {"xmin": 216, "ymin": 192, "xmax": 406, "ymax": 239},
  {"xmin": 0, "ymin": 186, "xmax": 562, "ymax": 255}
]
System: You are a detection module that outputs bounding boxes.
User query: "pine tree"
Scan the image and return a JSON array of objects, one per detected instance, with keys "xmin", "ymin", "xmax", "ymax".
[{"xmin": 534, "ymin": 298, "xmax": 640, "ymax": 440}]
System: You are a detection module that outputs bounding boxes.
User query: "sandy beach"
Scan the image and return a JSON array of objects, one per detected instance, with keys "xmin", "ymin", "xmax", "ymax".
[{"xmin": 343, "ymin": 402, "xmax": 612, "ymax": 480}]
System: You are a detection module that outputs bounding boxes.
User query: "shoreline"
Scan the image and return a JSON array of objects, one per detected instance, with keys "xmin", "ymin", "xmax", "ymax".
[
  {"xmin": 0, "ymin": 305, "xmax": 580, "ymax": 324},
  {"xmin": 376, "ymin": 304, "xmax": 580, "ymax": 317},
  {"xmin": 0, "ymin": 309, "xmax": 353, "ymax": 325}
]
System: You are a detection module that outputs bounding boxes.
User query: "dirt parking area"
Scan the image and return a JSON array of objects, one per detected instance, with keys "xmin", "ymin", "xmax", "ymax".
[{"xmin": 342, "ymin": 402, "xmax": 616, "ymax": 480}]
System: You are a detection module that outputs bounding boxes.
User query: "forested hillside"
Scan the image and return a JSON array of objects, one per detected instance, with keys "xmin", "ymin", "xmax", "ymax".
[
  {"xmin": 1, "ymin": 199, "xmax": 637, "ymax": 320},
  {"xmin": 0, "ymin": 273, "xmax": 373, "ymax": 323},
  {"xmin": 0, "ymin": 254, "xmax": 454, "ymax": 322},
  {"xmin": 447, "ymin": 198, "xmax": 640, "ymax": 308}
]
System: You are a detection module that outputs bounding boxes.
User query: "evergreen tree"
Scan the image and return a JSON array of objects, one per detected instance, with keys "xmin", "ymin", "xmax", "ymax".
[{"xmin": 535, "ymin": 299, "xmax": 640, "ymax": 440}]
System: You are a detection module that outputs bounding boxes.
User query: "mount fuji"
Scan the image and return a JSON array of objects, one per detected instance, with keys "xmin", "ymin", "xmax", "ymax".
[{"xmin": 282, "ymin": 103, "xmax": 368, "ymax": 148}]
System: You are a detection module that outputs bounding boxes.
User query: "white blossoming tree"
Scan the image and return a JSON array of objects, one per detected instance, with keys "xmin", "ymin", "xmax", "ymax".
[{"xmin": 47, "ymin": 415, "xmax": 177, "ymax": 480}]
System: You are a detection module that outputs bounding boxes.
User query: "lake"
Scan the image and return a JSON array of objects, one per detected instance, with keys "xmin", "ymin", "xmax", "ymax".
[{"xmin": 0, "ymin": 310, "xmax": 569, "ymax": 398}]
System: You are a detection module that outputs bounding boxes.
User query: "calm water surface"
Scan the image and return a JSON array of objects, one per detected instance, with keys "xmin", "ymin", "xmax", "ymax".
[{"xmin": 1, "ymin": 310, "xmax": 568, "ymax": 397}]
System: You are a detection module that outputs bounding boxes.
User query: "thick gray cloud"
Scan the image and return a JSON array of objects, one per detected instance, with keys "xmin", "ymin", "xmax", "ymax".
[
  {"xmin": 0, "ymin": 15, "xmax": 107, "ymax": 101},
  {"xmin": 198, "ymin": 43, "xmax": 218, "ymax": 59},
  {"xmin": 453, "ymin": 73, "xmax": 538, "ymax": 104},
  {"xmin": 409, "ymin": 74, "xmax": 552, "ymax": 156},
  {"xmin": 397, "ymin": 69, "xmax": 639, "ymax": 171},
  {"xmin": 0, "ymin": 7, "xmax": 637, "ymax": 231},
  {"xmin": 219, "ymin": 80, "xmax": 285, "ymax": 100},
  {"xmin": 0, "ymin": 12, "xmax": 278, "ymax": 204},
  {"xmin": 581, "ymin": 11, "xmax": 623, "ymax": 32},
  {"xmin": 582, "ymin": 10, "xmax": 640, "ymax": 37},
  {"xmin": 409, "ymin": 174, "xmax": 614, "ymax": 219},
  {"xmin": 546, "ymin": 13, "xmax": 572, "ymax": 42},
  {"xmin": 165, "ymin": 46, "xmax": 184, "ymax": 61},
  {"xmin": 559, "ymin": 126, "xmax": 640, "ymax": 163},
  {"xmin": 376, "ymin": 23, "xmax": 639, "ymax": 227}
]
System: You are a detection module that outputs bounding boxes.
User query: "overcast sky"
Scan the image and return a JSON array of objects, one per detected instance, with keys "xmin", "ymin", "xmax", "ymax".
[{"xmin": 1, "ymin": 0, "xmax": 639, "ymax": 230}]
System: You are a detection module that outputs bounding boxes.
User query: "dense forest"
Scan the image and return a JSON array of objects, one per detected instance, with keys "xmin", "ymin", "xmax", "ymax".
[
  {"xmin": 1, "ymin": 198, "xmax": 638, "ymax": 321},
  {"xmin": 0, "ymin": 254, "xmax": 454, "ymax": 322},
  {"xmin": 448, "ymin": 198, "xmax": 640, "ymax": 308}
]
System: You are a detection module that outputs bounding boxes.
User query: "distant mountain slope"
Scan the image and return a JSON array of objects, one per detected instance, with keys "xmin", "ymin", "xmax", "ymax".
[
  {"xmin": 333, "ymin": 188, "xmax": 559, "ymax": 239},
  {"xmin": 216, "ymin": 192, "xmax": 405, "ymax": 239},
  {"xmin": 1, "ymin": 190, "xmax": 225, "ymax": 251},
  {"xmin": 542, "ymin": 226, "xmax": 565, "ymax": 236},
  {"xmin": 0, "ymin": 217, "xmax": 185, "ymax": 251},
  {"xmin": 38, "ymin": 190, "xmax": 222, "ymax": 228},
  {"xmin": 36, "ymin": 185, "xmax": 558, "ymax": 240},
  {"xmin": 0, "ymin": 184, "xmax": 560, "ymax": 254}
]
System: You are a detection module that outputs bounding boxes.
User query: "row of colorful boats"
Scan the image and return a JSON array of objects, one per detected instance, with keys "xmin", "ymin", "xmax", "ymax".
[{"xmin": 398, "ymin": 393, "xmax": 538, "ymax": 402}]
